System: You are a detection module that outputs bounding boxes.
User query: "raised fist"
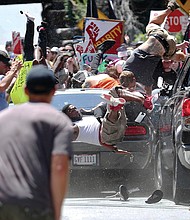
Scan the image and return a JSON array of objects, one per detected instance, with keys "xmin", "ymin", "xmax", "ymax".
[{"xmin": 86, "ymin": 22, "xmax": 99, "ymax": 43}]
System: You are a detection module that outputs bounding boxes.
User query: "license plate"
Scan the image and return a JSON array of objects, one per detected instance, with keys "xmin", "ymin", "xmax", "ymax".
[{"xmin": 73, "ymin": 154, "xmax": 98, "ymax": 166}]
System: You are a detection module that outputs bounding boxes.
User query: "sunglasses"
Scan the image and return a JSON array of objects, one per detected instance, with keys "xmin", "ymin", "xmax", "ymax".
[{"xmin": 0, "ymin": 60, "xmax": 10, "ymax": 67}]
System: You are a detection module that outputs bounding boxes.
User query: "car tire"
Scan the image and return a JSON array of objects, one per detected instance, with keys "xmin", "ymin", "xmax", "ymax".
[
  {"xmin": 173, "ymin": 153, "xmax": 190, "ymax": 205},
  {"xmin": 154, "ymin": 141, "xmax": 172, "ymax": 198}
]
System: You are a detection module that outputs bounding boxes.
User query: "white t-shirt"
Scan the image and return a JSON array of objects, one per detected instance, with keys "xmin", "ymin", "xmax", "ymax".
[{"xmin": 75, "ymin": 116, "xmax": 101, "ymax": 146}]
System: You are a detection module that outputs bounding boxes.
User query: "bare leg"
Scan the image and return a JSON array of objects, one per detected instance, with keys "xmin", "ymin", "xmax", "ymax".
[
  {"xmin": 107, "ymin": 110, "xmax": 120, "ymax": 123},
  {"xmin": 149, "ymin": 0, "xmax": 179, "ymax": 26},
  {"xmin": 149, "ymin": 9, "xmax": 172, "ymax": 25},
  {"xmin": 100, "ymin": 107, "xmax": 127, "ymax": 146}
]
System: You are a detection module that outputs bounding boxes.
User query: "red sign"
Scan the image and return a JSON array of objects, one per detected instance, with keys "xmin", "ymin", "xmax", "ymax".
[
  {"xmin": 93, "ymin": 22, "xmax": 124, "ymax": 54},
  {"xmin": 84, "ymin": 18, "xmax": 124, "ymax": 54},
  {"xmin": 166, "ymin": 9, "xmax": 184, "ymax": 33},
  {"xmin": 12, "ymin": 31, "xmax": 23, "ymax": 55}
]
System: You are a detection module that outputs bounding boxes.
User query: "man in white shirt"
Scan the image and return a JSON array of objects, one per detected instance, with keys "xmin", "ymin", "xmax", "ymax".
[{"xmin": 62, "ymin": 94, "xmax": 127, "ymax": 148}]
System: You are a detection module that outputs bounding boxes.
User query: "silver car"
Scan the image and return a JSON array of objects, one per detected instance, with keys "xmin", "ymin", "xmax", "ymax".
[
  {"xmin": 154, "ymin": 55, "xmax": 190, "ymax": 205},
  {"xmin": 51, "ymin": 88, "xmax": 156, "ymax": 174}
]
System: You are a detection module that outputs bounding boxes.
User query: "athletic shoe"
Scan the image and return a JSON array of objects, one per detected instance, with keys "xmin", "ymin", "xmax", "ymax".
[
  {"xmin": 37, "ymin": 21, "xmax": 48, "ymax": 32},
  {"xmin": 145, "ymin": 190, "xmax": 163, "ymax": 204},
  {"xmin": 167, "ymin": 0, "xmax": 179, "ymax": 11},
  {"xmin": 37, "ymin": 26, "xmax": 46, "ymax": 32},
  {"xmin": 96, "ymin": 39, "xmax": 116, "ymax": 53},
  {"xmin": 101, "ymin": 94, "xmax": 125, "ymax": 111},
  {"xmin": 143, "ymin": 95, "xmax": 153, "ymax": 111},
  {"xmin": 119, "ymin": 185, "xmax": 129, "ymax": 201}
]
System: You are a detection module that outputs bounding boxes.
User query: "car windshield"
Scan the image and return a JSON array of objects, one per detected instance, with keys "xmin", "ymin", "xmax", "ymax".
[{"xmin": 51, "ymin": 93, "xmax": 104, "ymax": 111}]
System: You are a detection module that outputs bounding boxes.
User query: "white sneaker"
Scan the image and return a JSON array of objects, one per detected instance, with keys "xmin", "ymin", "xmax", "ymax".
[{"xmin": 101, "ymin": 93, "xmax": 125, "ymax": 109}]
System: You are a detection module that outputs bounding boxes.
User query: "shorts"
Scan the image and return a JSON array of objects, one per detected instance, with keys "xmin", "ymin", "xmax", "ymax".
[
  {"xmin": 124, "ymin": 48, "xmax": 161, "ymax": 86},
  {"xmin": 100, "ymin": 108, "xmax": 127, "ymax": 146},
  {"xmin": 146, "ymin": 23, "xmax": 176, "ymax": 59}
]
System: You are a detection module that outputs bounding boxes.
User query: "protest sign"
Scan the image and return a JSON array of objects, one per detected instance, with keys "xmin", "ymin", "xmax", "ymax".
[
  {"xmin": 10, "ymin": 61, "xmax": 32, "ymax": 104},
  {"xmin": 74, "ymin": 18, "xmax": 123, "ymax": 69},
  {"xmin": 81, "ymin": 53, "xmax": 118, "ymax": 66},
  {"xmin": 149, "ymin": 9, "xmax": 188, "ymax": 34}
]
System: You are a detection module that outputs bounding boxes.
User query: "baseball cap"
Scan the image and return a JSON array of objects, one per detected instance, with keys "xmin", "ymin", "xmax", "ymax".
[
  {"xmin": 26, "ymin": 65, "xmax": 58, "ymax": 94},
  {"xmin": 51, "ymin": 47, "xmax": 60, "ymax": 54},
  {"xmin": 62, "ymin": 104, "xmax": 72, "ymax": 114},
  {"xmin": 0, "ymin": 50, "xmax": 11, "ymax": 66},
  {"xmin": 117, "ymin": 44, "xmax": 131, "ymax": 58}
]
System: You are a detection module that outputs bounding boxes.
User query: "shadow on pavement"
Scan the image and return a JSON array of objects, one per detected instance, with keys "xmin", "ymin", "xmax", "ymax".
[{"xmin": 67, "ymin": 169, "xmax": 155, "ymax": 198}]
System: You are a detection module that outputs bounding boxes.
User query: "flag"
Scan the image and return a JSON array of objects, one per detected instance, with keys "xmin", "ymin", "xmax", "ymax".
[
  {"xmin": 86, "ymin": 0, "xmax": 98, "ymax": 18},
  {"xmin": 108, "ymin": 0, "xmax": 117, "ymax": 19},
  {"xmin": 12, "ymin": 31, "xmax": 23, "ymax": 55}
]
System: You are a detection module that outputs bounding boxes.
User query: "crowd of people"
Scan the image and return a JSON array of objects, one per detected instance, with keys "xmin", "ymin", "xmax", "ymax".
[{"xmin": 0, "ymin": 0, "xmax": 189, "ymax": 219}]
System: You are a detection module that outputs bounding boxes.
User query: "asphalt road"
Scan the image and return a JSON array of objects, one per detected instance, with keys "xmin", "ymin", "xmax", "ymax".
[
  {"xmin": 61, "ymin": 170, "xmax": 190, "ymax": 220},
  {"xmin": 62, "ymin": 197, "xmax": 190, "ymax": 220}
]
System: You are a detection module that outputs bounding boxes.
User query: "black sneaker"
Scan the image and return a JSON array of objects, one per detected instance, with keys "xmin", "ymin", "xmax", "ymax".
[
  {"xmin": 41, "ymin": 21, "xmax": 48, "ymax": 28},
  {"xmin": 96, "ymin": 39, "xmax": 116, "ymax": 53},
  {"xmin": 167, "ymin": 0, "xmax": 179, "ymax": 11},
  {"xmin": 145, "ymin": 190, "xmax": 163, "ymax": 204},
  {"xmin": 119, "ymin": 185, "xmax": 129, "ymax": 201}
]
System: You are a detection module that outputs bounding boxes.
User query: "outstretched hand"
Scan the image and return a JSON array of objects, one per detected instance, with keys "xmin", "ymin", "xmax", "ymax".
[
  {"xmin": 10, "ymin": 60, "xmax": 23, "ymax": 77},
  {"xmin": 176, "ymin": 40, "xmax": 189, "ymax": 50}
]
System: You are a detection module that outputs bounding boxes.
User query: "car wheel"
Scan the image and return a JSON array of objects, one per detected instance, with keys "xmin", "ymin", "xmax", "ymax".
[
  {"xmin": 154, "ymin": 141, "xmax": 172, "ymax": 197},
  {"xmin": 173, "ymin": 152, "xmax": 190, "ymax": 205}
]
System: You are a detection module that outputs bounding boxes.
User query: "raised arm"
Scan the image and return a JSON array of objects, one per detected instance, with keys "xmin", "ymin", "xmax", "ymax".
[
  {"xmin": 0, "ymin": 60, "xmax": 23, "ymax": 92},
  {"xmin": 116, "ymin": 88, "xmax": 145, "ymax": 104}
]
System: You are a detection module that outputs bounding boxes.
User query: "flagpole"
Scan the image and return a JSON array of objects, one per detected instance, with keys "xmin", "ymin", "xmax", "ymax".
[{"xmin": 90, "ymin": 0, "xmax": 92, "ymax": 17}]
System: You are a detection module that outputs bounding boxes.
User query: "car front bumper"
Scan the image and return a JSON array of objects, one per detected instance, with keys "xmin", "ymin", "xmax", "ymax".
[{"xmin": 71, "ymin": 139, "xmax": 152, "ymax": 170}]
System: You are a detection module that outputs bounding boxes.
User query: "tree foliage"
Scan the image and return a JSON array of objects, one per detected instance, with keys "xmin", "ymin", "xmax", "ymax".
[
  {"xmin": 62, "ymin": 0, "xmax": 87, "ymax": 25},
  {"xmin": 52, "ymin": 0, "xmax": 170, "ymax": 42},
  {"xmin": 64, "ymin": 0, "xmax": 166, "ymax": 41}
]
